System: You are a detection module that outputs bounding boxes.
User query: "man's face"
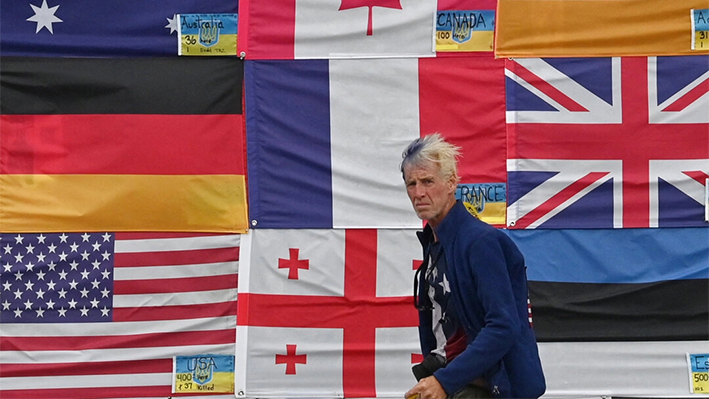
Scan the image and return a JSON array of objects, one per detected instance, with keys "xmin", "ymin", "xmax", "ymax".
[{"xmin": 404, "ymin": 160, "xmax": 457, "ymax": 227}]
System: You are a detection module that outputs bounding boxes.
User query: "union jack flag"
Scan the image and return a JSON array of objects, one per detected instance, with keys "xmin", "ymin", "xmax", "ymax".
[{"xmin": 506, "ymin": 56, "xmax": 709, "ymax": 229}]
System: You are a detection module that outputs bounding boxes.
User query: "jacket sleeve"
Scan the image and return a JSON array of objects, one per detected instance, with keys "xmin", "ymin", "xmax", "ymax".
[{"xmin": 433, "ymin": 232, "xmax": 521, "ymax": 395}]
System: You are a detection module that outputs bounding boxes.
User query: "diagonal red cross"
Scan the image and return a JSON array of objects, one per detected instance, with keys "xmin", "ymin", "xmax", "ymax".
[
  {"xmin": 275, "ymin": 344, "xmax": 307, "ymax": 375},
  {"xmin": 508, "ymin": 57, "xmax": 709, "ymax": 228},
  {"xmin": 239, "ymin": 229, "xmax": 419, "ymax": 397},
  {"xmin": 278, "ymin": 248, "xmax": 309, "ymax": 279}
]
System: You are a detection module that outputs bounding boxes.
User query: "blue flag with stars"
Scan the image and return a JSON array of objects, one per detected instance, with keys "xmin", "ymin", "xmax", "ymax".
[
  {"xmin": 0, "ymin": 0, "xmax": 237, "ymax": 57},
  {"xmin": 1, "ymin": 233, "xmax": 115, "ymax": 323}
]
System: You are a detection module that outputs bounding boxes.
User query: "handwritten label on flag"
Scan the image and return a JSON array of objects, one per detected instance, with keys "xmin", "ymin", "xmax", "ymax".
[
  {"xmin": 456, "ymin": 183, "xmax": 506, "ymax": 225},
  {"xmin": 173, "ymin": 354, "xmax": 235, "ymax": 393},
  {"xmin": 687, "ymin": 353, "xmax": 709, "ymax": 393},
  {"xmin": 178, "ymin": 14, "xmax": 238, "ymax": 56},
  {"xmin": 692, "ymin": 9, "xmax": 709, "ymax": 50},
  {"xmin": 436, "ymin": 11, "xmax": 494, "ymax": 52}
]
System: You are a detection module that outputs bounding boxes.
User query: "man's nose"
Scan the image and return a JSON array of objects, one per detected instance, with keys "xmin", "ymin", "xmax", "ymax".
[{"xmin": 411, "ymin": 184, "xmax": 425, "ymax": 197}]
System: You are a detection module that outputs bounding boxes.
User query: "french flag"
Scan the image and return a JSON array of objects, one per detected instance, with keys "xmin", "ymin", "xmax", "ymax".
[{"xmin": 244, "ymin": 57, "xmax": 507, "ymax": 229}]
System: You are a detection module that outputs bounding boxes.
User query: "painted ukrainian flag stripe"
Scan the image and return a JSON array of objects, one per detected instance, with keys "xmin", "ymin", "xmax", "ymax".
[
  {"xmin": 495, "ymin": 0, "xmax": 709, "ymax": 57},
  {"xmin": 0, "ymin": 175, "xmax": 247, "ymax": 233}
]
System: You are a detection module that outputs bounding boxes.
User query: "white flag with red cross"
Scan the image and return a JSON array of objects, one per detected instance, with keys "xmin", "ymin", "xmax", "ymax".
[{"xmin": 236, "ymin": 229, "xmax": 422, "ymax": 397}]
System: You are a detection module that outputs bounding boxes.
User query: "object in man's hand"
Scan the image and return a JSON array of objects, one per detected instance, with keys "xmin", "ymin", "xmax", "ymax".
[{"xmin": 411, "ymin": 353, "xmax": 445, "ymax": 381}]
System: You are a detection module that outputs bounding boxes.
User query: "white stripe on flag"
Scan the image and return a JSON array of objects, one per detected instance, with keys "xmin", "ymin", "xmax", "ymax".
[
  {"xmin": 114, "ymin": 261, "xmax": 238, "ymax": 280},
  {"xmin": 114, "ymin": 234, "xmax": 240, "ymax": 253},
  {"xmin": 1, "ymin": 343, "xmax": 234, "ymax": 365},
  {"xmin": 114, "ymin": 288, "xmax": 236, "ymax": 307},
  {"xmin": 0, "ymin": 316, "xmax": 236, "ymax": 337},
  {"xmin": 330, "ymin": 58, "xmax": 422, "ymax": 229},
  {"xmin": 539, "ymin": 341, "xmax": 708, "ymax": 397}
]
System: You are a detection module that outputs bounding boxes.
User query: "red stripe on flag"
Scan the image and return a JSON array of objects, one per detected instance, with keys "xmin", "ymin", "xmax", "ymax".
[
  {"xmin": 0, "ymin": 114, "xmax": 244, "ymax": 174},
  {"xmin": 0, "ymin": 385, "xmax": 216, "ymax": 399},
  {"xmin": 240, "ymin": 0, "xmax": 296, "ymax": 59},
  {"xmin": 508, "ymin": 60, "xmax": 589, "ymax": 112},
  {"xmin": 113, "ymin": 301, "xmax": 237, "ymax": 322},
  {"xmin": 115, "ymin": 232, "xmax": 234, "ymax": 240},
  {"xmin": 1, "ymin": 329, "xmax": 235, "ymax": 352},
  {"xmin": 661, "ymin": 77, "xmax": 709, "ymax": 111},
  {"xmin": 1, "ymin": 359, "xmax": 170, "ymax": 378},
  {"xmin": 684, "ymin": 170, "xmax": 709, "ymax": 184},
  {"xmin": 512, "ymin": 172, "xmax": 609, "ymax": 229},
  {"xmin": 114, "ymin": 246, "xmax": 239, "ymax": 267},
  {"xmin": 419, "ymin": 57, "xmax": 507, "ymax": 184}
]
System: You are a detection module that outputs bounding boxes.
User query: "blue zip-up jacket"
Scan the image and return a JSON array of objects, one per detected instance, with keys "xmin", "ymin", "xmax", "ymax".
[{"xmin": 417, "ymin": 201, "xmax": 546, "ymax": 398}]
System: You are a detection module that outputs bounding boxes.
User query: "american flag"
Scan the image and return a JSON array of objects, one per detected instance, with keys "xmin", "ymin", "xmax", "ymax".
[{"xmin": 0, "ymin": 232, "xmax": 239, "ymax": 398}]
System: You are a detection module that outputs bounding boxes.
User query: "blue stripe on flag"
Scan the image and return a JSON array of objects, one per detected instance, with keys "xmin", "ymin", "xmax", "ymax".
[
  {"xmin": 245, "ymin": 60, "xmax": 333, "ymax": 228},
  {"xmin": 508, "ymin": 228, "xmax": 709, "ymax": 284}
]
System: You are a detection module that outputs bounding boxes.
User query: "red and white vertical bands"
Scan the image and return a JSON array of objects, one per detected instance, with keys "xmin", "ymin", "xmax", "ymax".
[{"xmin": 0, "ymin": 233, "xmax": 239, "ymax": 399}]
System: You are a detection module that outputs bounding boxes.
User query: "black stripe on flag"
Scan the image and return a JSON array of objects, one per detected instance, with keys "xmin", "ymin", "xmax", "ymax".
[
  {"xmin": 530, "ymin": 279, "xmax": 709, "ymax": 342},
  {"xmin": 0, "ymin": 57, "xmax": 242, "ymax": 115}
]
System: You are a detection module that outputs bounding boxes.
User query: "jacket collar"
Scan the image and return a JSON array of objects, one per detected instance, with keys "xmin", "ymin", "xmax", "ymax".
[
  {"xmin": 416, "ymin": 223, "xmax": 435, "ymax": 247},
  {"xmin": 432, "ymin": 201, "xmax": 470, "ymax": 247}
]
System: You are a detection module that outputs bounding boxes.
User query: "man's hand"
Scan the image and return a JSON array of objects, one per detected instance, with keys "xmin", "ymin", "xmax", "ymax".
[{"xmin": 404, "ymin": 376, "xmax": 447, "ymax": 399}]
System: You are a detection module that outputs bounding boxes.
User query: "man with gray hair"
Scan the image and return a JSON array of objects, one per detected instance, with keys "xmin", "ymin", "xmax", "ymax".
[{"xmin": 401, "ymin": 133, "xmax": 545, "ymax": 399}]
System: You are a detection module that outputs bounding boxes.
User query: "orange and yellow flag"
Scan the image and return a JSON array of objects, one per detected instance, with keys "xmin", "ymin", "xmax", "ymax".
[{"xmin": 495, "ymin": 0, "xmax": 709, "ymax": 57}]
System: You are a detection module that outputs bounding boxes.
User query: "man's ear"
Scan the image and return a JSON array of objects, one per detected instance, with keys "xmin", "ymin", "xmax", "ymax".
[{"xmin": 447, "ymin": 176, "xmax": 458, "ymax": 193}]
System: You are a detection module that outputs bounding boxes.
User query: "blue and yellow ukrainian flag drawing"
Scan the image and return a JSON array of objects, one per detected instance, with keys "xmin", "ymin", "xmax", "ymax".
[
  {"xmin": 436, "ymin": 10, "xmax": 495, "ymax": 52},
  {"xmin": 173, "ymin": 354, "xmax": 235, "ymax": 393}
]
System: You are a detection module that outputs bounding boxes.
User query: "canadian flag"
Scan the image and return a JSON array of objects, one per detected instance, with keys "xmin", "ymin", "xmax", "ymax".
[
  {"xmin": 236, "ymin": 229, "xmax": 422, "ymax": 397},
  {"xmin": 238, "ymin": 0, "xmax": 437, "ymax": 59}
]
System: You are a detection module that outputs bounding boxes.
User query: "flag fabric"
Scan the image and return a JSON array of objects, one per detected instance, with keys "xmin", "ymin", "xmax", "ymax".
[
  {"xmin": 237, "ymin": 0, "xmax": 437, "ymax": 59},
  {"xmin": 0, "ymin": 232, "xmax": 239, "ymax": 399},
  {"xmin": 435, "ymin": 0, "xmax": 497, "ymax": 57},
  {"xmin": 0, "ymin": 56, "xmax": 249, "ymax": 233},
  {"xmin": 494, "ymin": 0, "xmax": 709, "ymax": 58},
  {"xmin": 506, "ymin": 56, "xmax": 709, "ymax": 229},
  {"xmin": 0, "ymin": 0, "xmax": 237, "ymax": 57},
  {"xmin": 508, "ymin": 228, "xmax": 709, "ymax": 342},
  {"xmin": 537, "ymin": 340, "xmax": 709, "ymax": 397},
  {"xmin": 245, "ymin": 56, "xmax": 507, "ymax": 229},
  {"xmin": 235, "ymin": 228, "xmax": 421, "ymax": 398}
]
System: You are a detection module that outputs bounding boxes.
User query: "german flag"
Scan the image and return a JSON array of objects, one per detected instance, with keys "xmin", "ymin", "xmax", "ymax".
[{"xmin": 0, "ymin": 57, "xmax": 248, "ymax": 233}]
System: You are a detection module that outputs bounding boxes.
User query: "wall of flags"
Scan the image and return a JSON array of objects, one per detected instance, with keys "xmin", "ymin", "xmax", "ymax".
[{"xmin": 0, "ymin": 1, "xmax": 707, "ymax": 399}]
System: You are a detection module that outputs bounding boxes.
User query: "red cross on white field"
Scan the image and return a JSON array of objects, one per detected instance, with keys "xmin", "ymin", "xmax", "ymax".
[
  {"xmin": 239, "ymin": 229, "xmax": 419, "ymax": 397},
  {"xmin": 278, "ymin": 248, "xmax": 309, "ymax": 279},
  {"xmin": 275, "ymin": 344, "xmax": 307, "ymax": 375}
]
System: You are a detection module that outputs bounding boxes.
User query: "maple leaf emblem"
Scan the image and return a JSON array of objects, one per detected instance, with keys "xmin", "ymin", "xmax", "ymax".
[{"xmin": 339, "ymin": 0, "xmax": 403, "ymax": 36}]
